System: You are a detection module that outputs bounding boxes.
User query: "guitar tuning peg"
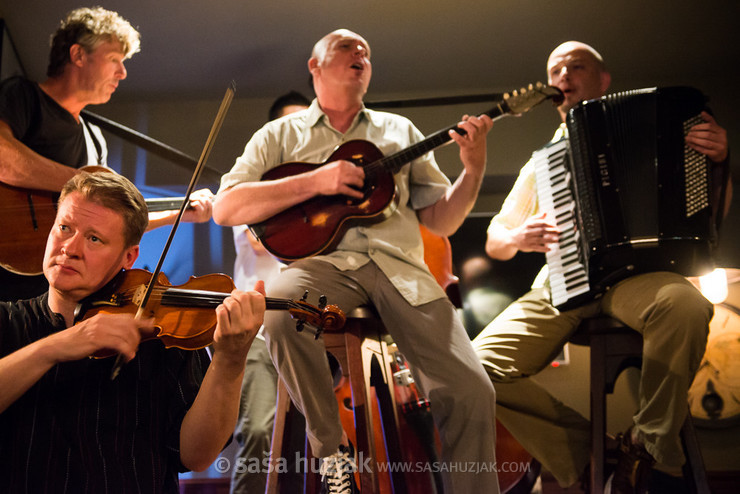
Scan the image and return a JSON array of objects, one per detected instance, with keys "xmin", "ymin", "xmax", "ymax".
[
  {"xmin": 318, "ymin": 295, "xmax": 327, "ymax": 309},
  {"xmin": 520, "ymin": 87, "xmax": 527, "ymax": 94},
  {"xmin": 528, "ymin": 83, "xmax": 534, "ymax": 90},
  {"xmin": 301, "ymin": 290, "xmax": 309, "ymax": 301},
  {"xmin": 504, "ymin": 92, "xmax": 510, "ymax": 100},
  {"xmin": 512, "ymin": 90, "xmax": 518, "ymax": 97}
]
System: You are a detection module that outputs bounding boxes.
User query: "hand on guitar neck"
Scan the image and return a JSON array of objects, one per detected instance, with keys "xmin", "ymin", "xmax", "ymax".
[
  {"xmin": 146, "ymin": 188, "xmax": 214, "ymax": 230},
  {"xmin": 79, "ymin": 165, "xmax": 215, "ymax": 229}
]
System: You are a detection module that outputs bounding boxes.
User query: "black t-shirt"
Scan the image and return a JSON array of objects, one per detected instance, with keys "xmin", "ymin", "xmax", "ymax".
[
  {"xmin": 0, "ymin": 76, "xmax": 90, "ymax": 168},
  {"xmin": 0, "ymin": 293, "xmax": 212, "ymax": 493},
  {"xmin": 0, "ymin": 77, "xmax": 99, "ymax": 300}
]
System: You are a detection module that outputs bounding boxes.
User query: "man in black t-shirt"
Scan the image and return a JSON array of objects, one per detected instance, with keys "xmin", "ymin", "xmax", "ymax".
[
  {"xmin": 0, "ymin": 7, "xmax": 212, "ymax": 301},
  {"xmin": 0, "ymin": 171, "xmax": 265, "ymax": 493}
]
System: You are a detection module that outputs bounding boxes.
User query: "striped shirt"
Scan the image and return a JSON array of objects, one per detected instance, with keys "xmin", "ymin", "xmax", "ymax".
[{"xmin": 0, "ymin": 293, "xmax": 211, "ymax": 494}]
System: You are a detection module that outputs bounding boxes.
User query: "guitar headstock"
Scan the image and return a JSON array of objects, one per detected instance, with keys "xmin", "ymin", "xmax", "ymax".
[{"xmin": 503, "ymin": 82, "xmax": 564, "ymax": 115}]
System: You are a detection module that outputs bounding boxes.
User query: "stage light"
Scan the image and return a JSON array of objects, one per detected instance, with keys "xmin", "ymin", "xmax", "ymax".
[{"xmin": 699, "ymin": 268, "xmax": 728, "ymax": 304}]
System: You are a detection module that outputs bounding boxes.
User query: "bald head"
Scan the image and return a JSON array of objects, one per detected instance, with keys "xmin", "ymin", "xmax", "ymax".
[
  {"xmin": 546, "ymin": 41, "xmax": 611, "ymax": 121},
  {"xmin": 547, "ymin": 41, "xmax": 606, "ymax": 73},
  {"xmin": 308, "ymin": 29, "xmax": 372, "ymax": 107},
  {"xmin": 311, "ymin": 29, "xmax": 371, "ymax": 64}
]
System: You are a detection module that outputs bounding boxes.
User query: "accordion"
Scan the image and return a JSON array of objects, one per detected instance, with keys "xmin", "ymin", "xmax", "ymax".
[{"xmin": 533, "ymin": 86, "xmax": 720, "ymax": 311}]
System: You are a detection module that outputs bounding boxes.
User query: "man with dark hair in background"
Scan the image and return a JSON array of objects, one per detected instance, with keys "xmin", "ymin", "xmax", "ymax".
[{"xmin": 230, "ymin": 90, "xmax": 310, "ymax": 494}]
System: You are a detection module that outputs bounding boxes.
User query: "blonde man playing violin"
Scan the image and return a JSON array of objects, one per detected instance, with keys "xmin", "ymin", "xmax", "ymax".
[{"xmin": 0, "ymin": 171, "xmax": 265, "ymax": 493}]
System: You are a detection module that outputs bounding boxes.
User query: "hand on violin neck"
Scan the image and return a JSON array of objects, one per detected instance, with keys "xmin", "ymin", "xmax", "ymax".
[{"xmin": 210, "ymin": 282, "xmax": 266, "ymax": 371}]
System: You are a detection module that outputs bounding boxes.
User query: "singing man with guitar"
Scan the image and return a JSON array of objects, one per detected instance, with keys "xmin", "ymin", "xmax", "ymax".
[
  {"xmin": 214, "ymin": 29, "xmax": 499, "ymax": 494},
  {"xmin": 0, "ymin": 7, "xmax": 212, "ymax": 302}
]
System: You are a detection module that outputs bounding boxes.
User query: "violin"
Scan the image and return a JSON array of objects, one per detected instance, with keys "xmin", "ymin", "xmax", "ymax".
[{"xmin": 74, "ymin": 268, "xmax": 346, "ymax": 357}]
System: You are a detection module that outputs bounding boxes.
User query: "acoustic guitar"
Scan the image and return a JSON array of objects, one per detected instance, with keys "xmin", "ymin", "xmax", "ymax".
[
  {"xmin": 0, "ymin": 182, "xmax": 194, "ymax": 276},
  {"xmin": 250, "ymin": 82, "xmax": 563, "ymax": 261}
]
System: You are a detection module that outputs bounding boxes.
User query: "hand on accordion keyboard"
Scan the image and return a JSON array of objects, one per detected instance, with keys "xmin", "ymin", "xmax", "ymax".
[{"xmin": 510, "ymin": 212, "xmax": 560, "ymax": 254}]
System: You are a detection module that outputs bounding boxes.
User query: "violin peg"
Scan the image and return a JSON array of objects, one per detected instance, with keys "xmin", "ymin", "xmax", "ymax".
[
  {"xmin": 318, "ymin": 295, "xmax": 327, "ymax": 309},
  {"xmin": 296, "ymin": 320, "xmax": 305, "ymax": 332},
  {"xmin": 301, "ymin": 290, "xmax": 309, "ymax": 302}
]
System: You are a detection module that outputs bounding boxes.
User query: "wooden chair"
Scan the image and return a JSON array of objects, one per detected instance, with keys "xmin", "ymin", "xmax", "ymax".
[
  {"xmin": 267, "ymin": 227, "xmax": 456, "ymax": 494},
  {"xmin": 569, "ymin": 316, "xmax": 711, "ymax": 494},
  {"xmin": 266, "ymin": 306, "xmax": 395, "ymax": 494}
]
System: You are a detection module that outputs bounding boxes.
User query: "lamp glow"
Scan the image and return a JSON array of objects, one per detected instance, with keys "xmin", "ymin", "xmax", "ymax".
[{"xmin": 699, "ymin": 268, "xmax": 728, "ymax": 304}]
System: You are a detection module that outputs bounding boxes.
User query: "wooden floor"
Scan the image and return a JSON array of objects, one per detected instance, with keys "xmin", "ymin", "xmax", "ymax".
[
  {"xmin": 538, "ymin": 471, "xmax": 740, "ymax": 494},
  {"xmin": 179, "ymin": 470, "xmax": 740, "ymax": 494}
]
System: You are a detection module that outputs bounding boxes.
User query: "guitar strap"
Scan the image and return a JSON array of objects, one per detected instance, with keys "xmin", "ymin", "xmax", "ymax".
[{"xmin": 80, "ymin": 116, "xmax": 104, "ymax": 166}]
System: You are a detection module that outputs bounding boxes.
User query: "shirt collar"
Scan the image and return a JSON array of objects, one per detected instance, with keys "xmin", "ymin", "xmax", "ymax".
[
  {"xmin": 305, "ymin": 98, "xmax": 369, "ymax": 132},
  {"xmin": 553, "ymin": 123, "xmax": 567, "ymax": 142}
]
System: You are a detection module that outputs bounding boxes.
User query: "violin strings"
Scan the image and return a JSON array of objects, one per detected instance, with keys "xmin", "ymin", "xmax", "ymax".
[{"xmin": 113, "ymin": 285, "xmax": 321, "ymax": 318}]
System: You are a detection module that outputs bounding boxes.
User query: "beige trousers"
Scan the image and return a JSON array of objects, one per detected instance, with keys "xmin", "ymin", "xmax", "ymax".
[
  {"xmin": 472, "ymin": 271, "xmax": 712, "ymax": 486},
  {"xmin": 264, "ymin": 259, "xmax": 500, "ymax": 494}
]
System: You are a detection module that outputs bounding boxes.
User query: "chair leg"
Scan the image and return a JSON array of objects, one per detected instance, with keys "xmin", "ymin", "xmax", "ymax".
[
  {"xmin": 680, "ymin": 408, "xmax": 711, "ymax": 494},
  {"xmin": 590, "ymin": 333, "xmax": 607, "ymax": 494},
  {"xmin": 266, "ymin": 379, "xmax": 292, "ymax": 494},
  {"xmin": 344, "ymin": 320, "xmax": 380, "ymax": 493}
]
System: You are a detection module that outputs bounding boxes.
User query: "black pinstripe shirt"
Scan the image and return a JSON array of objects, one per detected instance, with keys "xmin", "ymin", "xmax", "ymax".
[{"xmin": 0, "ymin": 293, "xmax": 211, "ymax": 493}]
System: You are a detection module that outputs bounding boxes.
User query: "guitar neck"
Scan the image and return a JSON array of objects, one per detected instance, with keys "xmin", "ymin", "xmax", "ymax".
[
  {"xmin": 372, "ymin": 100, "xmax": 510, "ymax": 175},
  {"xmin": 145, "ymin": 197, "xmax": 189, "ymax": 212}
]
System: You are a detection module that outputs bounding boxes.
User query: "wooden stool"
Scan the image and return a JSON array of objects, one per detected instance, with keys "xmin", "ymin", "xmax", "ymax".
[
  {"xmin": 569, "ymin": 316, "xmax": 711, "ymax": 494},
  {"xmin": 266, "ymin": 306, "xmax": 395, "ymax": 494}
]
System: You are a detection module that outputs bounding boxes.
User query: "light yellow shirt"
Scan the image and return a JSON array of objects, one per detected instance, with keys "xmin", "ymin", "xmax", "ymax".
[
  {"xmin": 486, "ymin": 125, "xmax": 567, "ymax": 288},
  {"xmin": 219, "ymin": 99, "xmax": 451, "ymax": 306}
]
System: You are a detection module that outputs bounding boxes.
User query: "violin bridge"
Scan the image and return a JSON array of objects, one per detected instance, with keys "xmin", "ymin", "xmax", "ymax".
[{"xmin": 132, "ymin": 285, "xmax": 147, "ymax": 306}]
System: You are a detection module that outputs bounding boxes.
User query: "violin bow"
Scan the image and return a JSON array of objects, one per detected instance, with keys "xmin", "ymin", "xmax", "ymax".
[{"xmin": 110, "ymin": 82, "xmax": 236, "ymax": 379}]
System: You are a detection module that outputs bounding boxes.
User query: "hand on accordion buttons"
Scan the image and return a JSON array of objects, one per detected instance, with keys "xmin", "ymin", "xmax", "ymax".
[{"xmin": 686, "ymin": 111, "xmax": 728, "ymax": 163}]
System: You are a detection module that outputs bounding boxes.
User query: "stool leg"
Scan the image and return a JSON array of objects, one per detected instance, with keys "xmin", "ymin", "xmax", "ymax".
[
  {"xmin": 680, "ymin": 408, "xmax": 711, "ymax": 494},
  {"xmin": 266, "ymin": 379, "xmax": 292, "ymax": 494},
  {"xmin": 371, "ymin": 353, "xmax": 408, "ymax": 493},
  {"xmin": 345, "ymin": 322, "xmax": 380, "ymax": 493},
  {"xmin": 590, "ymin": 334, "xmax": 607, "ymax": 494}
]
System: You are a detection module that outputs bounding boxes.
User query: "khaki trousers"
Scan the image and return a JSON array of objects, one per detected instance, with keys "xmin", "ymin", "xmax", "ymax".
[
  {"xmin": 472, "ymin": 271, "xmax": 712, "ymax": 486},
  {"xmin": 264, "ymin": 259, "xmax": 500, "ymax": 494}
]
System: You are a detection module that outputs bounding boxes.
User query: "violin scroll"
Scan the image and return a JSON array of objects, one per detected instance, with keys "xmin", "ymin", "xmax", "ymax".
[{"xmin": 279, "ymin": 296, "xmax": 346, "ymax": 339}]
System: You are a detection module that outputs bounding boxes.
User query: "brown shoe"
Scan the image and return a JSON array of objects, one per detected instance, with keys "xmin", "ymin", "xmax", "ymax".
[{"xmin": 604, "ymin": 428, "xmax": 655, "ymax": 494}]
